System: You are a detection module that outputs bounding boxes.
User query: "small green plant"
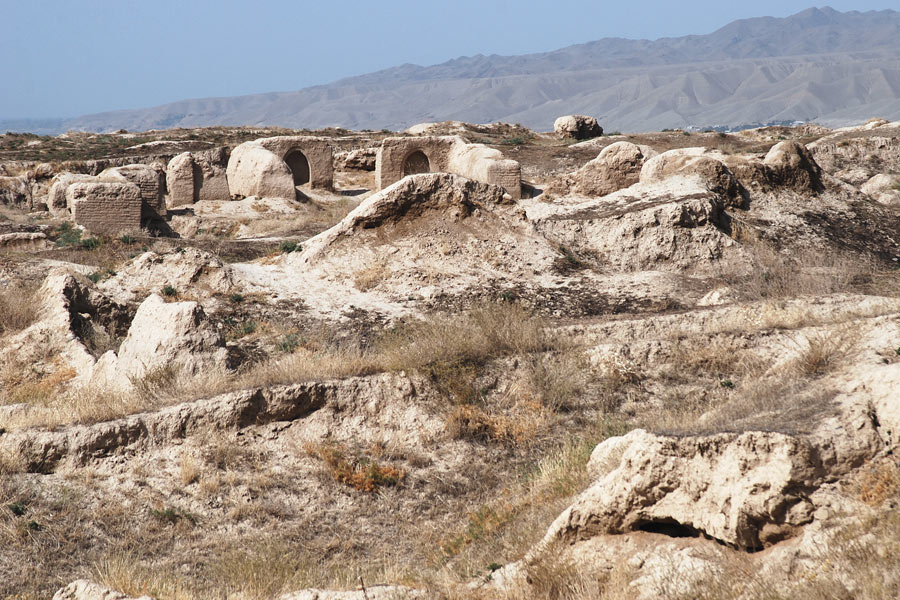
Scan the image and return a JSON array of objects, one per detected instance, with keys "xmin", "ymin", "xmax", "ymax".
[
  {"xmin": 238, "ymin": 321, "xmax": 257, "ymax": 336},
  {"xmin": 26, "ymin": 520, "xmax": 41, "ymax": 531},
  {"xmin": 7, "ymin": 501, "xmax": 26, "ymax": 516},
  {"xmin": 720, "ymin": 379, "xmax": 735, "ymax": 389},
  {"xmin": 55, "ymin": 222, "xmax": 83, "ymax": 247},
  {"xmin": 150, "ymin": 506, "xmax": 196, "ymax": 525},
  {"xmin": 87, "ymin": 272, "xmax": 102, "ymax": 283},
  {"xmin": 499, "ymin": 290, "xmax": 516, "ymax": 302},
  {"xmin": 500, "ymin": 136, "xmax": 527, "ymax": 145},
  {"xmin": 119, "ymin": 234, "xmax": 136, "ymax": 244},
  {"xmin": 279, "ymin": 241, "xmax": 300, "ymax": 253},
  {"xmin": 161, "ymin": 285, "xmax": 177, "ymax": 297},
  {"xmin": 682, "ymin": 131, "xmax": 691, "ymax": 136},
  {"xmin": 229, "ymin": 293, "xmax": 244, "ymax": 303},
  {"xmin": 278, "ymin": 333, "xmax": 300, "ymax": 353},
  {"xmin": 80, "ymin": 237, "xmax": 101, "ymax": 250}
]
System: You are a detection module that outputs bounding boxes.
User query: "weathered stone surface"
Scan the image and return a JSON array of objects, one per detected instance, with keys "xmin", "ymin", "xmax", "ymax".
[
  {"xmin": 546, "ymin": 428, "xmax": 823, "ymax": 550},
  {"xmin": 67, "ymin": 182, "xmax": 142, "ymax": 235},
  {"xmin": 640, "ymin": 148, "xmax": 742, "ymax": 202},
  {"xmin": 226, "ymin": 142, "xmax": 296, "ymax": 200},
  {"xmin": 91, "ymin": 293, "xmax": 228, "ymax": 390},
  {"xmin": 53, "ymin": 580, "xmax": 150, "ymax": 600},
  {"xmin": 0, "ymin": 232, "xmax": 49, "ymax": 250},
  {"xmin": 47, "ymin": 173, "xmax": 96, "ymax": 216},
  {"xmin": 100, "ymin": 164, "xmax": 166, "ymax": 216},
  {"xmin": 335, "ymin": 148, "xmax": 378, "ymax": 171},
  {"xmin": 860, "ymin": 173, "xmax": 900, "ymax": 205},
  {"xmin": 763, "ymin": 140, "xmax": 823, "ymax": 192},
  {"xmin": 375, "ymin": 136, "xmax": 521, "ymax": 199},
  {"xmin": 0, "ymin": 174, "xmax": 32, "ymax": 209},
  {"xmin": 574, "ymin": 141, "xmax": 647, "ymax": 196},
  {"xmin": 554, "ymin": 115, "xmax": 603, "ymax": 139}
]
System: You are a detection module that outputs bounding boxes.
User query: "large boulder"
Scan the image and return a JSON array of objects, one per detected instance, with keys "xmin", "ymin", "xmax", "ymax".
[
  {"xmin": 640, "ymin": 148, "xmax": 742, "ymax": 204},
  {"xmin": 763, "ymin": 140, "xmax": 823, "ymax": 192},
  {"xmin": 91, "ymin": 293, "xmax": 229, "ymax": 390},
  {"xmin": 67, "ymin": 182, "xmax": 142, "ymax": 235},
  {"xmin": 554, "ymin": 115, "xmax": 603, "ymax": 140},
  {"xmin": 860, "ymin": 173, "xmax": 900, "ymax": 205},
  {"xmin": 226, "ymin": 142, "xmax": 295, "ymax": 200},
  {"xmin": 574, "ymin": 141, "xmax": 647, "ymax": 196}
]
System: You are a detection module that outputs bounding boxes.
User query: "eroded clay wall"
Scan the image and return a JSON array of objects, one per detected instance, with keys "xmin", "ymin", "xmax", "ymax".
[
  {"xmin": 254, "ymin": 136, "xmax": 334, "ymax": 190},
  {"xmin": 67, "ymin": 182, "xmax": 142, "ymax": 235}
]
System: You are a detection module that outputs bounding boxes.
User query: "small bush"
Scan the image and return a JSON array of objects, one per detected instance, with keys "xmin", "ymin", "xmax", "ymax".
[
  {"xmin": 119, "ymin": 234, "xmax": 137, "ymax": 245},
  {"xmin": 304, "ymin": 442, "xmax": 404, "ymax": 492},
  {"xmin": 80, "ymin": 236, "xmax": 101, "ymax": 250},
  {"xmin": 161, "ymin": 285, "xmax": 177, "ymax": 297},
  {"xmin": 278, "ymin": 333, "xmax": 300, "ymax": 353},
  {"xmin": 279, "ymin": 241, "xmax": 300, "ymax": 253},
  {"xmin": 229, "ymin": 293, "xmax": 244, "ymax": 303}
]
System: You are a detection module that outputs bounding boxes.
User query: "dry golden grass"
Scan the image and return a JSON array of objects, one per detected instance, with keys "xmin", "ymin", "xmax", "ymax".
[
  {"xmin": 0, "ymin": 283, "xmax": 39, "ymax": 336},
  {"xmin": 787, "ymin": 326, "xmax": 858, "ymax": 377},
  {"xmin": 303, "ymin": 441, "xmax": 405, "ymax": 492},
  {"xmin": 353, "ymin": 259, "xmax": 390, "ymax": 291}
]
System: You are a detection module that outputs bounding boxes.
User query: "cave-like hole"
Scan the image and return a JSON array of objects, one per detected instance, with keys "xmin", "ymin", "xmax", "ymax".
[
  {"xmin": 635, "ymin": 519, "xmax": 702, "ymax": 539},
  {"xmin": 284, "ymin": 150, "xmax": 311, "ymax": 186},
  {"xmin": 402, "ymin": 150, "xmax": 431, "ymax": 176}
]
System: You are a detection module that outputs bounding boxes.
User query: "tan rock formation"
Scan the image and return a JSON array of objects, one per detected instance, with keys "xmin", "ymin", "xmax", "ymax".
[
  {"xmin": 554, "ymin": 114, "xmax": 603, "ymax": 139},
  {"xmin": 53, "ymin": 580, "xmax": 150, "ymax": 600},
  {"xmin": 574, "ymin": 141, "xmax": 648, "ymax": 196},
  {"xmin": 640, "ymin": 148, "xmax": 742, "ymax": 203},
  {"xmin": 763, "ymin": 140, "xmax": 823, "ymax": 192},
  {"xmin": 91, "ymin": 293, "xmax": 228, "ymax": 390}
]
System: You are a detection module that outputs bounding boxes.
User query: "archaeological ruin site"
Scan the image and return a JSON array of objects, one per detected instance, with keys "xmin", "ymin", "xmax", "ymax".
[{"xmin": 3, "ymin": 4, "xmax": 900, "ymax": 599}]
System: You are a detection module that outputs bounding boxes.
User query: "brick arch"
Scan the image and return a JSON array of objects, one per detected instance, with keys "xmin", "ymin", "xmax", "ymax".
[
  {"xmin": 284, "ymin": 149, "xmax": 311, "ymax": 185},
  {"xmin": 402, "ymin": 149, "xmax": 431, "ymax": 176}
]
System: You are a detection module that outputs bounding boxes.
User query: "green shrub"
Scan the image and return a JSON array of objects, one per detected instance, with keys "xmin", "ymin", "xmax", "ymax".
[
  {"xmin": 161, "ymin": 285, "xmax": 177, "ymax": 297},
  {"xmin": 279, "ymin": 241, "xmax": 300, "ymax": 253}
]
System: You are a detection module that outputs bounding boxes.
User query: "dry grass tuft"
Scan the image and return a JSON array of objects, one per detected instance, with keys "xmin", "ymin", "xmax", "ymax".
[
  {"xmin": 788, "ymin": 326, "xmax": 858, "ymax": 377},
  {"xmin": 852, "ymin": 460, "xmax": 900, "ymax": 506},
  {"xmin": 353, "ymin": 259, "xmax": 391, "ymax": 291},
  {"xmin": 303, "ymin": 441, "xmax": 405, "ymax": 492},
  {"xmin": 0, "ymin": 284, "xmax": 39, "ymax": 336}
]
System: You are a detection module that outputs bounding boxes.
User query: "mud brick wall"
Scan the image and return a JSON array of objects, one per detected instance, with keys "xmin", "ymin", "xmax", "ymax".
[{"xmin": 67, "ymin": 182, "xmax": 142, "ymax": 235}]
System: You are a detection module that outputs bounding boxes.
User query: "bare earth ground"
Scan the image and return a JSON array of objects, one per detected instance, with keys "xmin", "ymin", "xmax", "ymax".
[{"xmin": 1, "ymin": 119, "xmax": 900, "ymax": 600}]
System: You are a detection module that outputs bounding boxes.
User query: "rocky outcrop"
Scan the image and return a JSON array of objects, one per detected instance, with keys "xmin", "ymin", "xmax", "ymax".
[
  {"xmin": 554, "ymin": 115, "xmax": 603, "ymax": 139},
  {"xmin": 573, "ymin": 141, "xmax": 648, "ymax": 197},
  {"xmin": 763, "ymin": 140, "xmax": 824, "ymax": 192},
  {"xmin": 226, "ymin": 142, "xmax": 296, "ymax": 200},
  {"xmin": 90, "ymin": 293, "xmax": 229, "ymax": 390},
  {"xmin": 98, "ymin": 247, "xmax": 235, "ymax": 304},
  {"xmin": 0, "ymin": 174, "xmax": 33, "ymax": 209},
  {"xmin": 640, "ymin": 148, "xmax": 742, "ymax": 203},
  {"xmin": 860, "ymin": 173, "xmax": 900, "ymax": 205}
]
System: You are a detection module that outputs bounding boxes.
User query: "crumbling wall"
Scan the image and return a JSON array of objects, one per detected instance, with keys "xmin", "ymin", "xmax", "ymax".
[
  {"xmin": 67, "ymin": 182, "xmax": 142, "ymax": 235},
  {"xmin": 166, "ymin": 147, "xmax": 230, "ymax": 208},
  {"xmin": 100, "ymin": 164, "xmax": 166, "ymax": 217},
  {"xmin": 253, "ymin": 136, "xmax": 334, "ymax": 190},
  {"xmin": 376, "ymin": 136, "xmax": 521, "ymax": 199},
  {"xmin": 47, "ymin": 173, "xmax": 96, "ymax": 216}
]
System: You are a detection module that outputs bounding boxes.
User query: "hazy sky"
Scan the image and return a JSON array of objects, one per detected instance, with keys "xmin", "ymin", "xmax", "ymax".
[{"xmin": 2, "ymin": 1, "xmax": 898, "ymax": 119}]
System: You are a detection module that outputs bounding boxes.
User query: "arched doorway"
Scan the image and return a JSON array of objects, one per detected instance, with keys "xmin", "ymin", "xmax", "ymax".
[
  {"xmin": 402, "ymin": 150, "xmax": 431, "ymax": 176},
  {"xmin": 284, "ymin": 150, "xmax": 311, "ymax": 186}
]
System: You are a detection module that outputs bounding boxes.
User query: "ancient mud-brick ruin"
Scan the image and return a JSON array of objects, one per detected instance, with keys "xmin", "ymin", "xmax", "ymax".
[
  {"xmin": 166, "ymin": 147, "xmax": 230, "ymax": 208},
  {"xmin": 376, "ymin": 135, "xmax": 522, "ymax": 199},
  {"xmin": 226, "ymin": 136, "xmax": 334, "ymax": 200},
  {"xmin": 99, "ymin": 164, "xmax": 166, "ymax": 217},
  {"xmin": 66, "ymin": 182, "xmax": 142, "ymax": 235}
]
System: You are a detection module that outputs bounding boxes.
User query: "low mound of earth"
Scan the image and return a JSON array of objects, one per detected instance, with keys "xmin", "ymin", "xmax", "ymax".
[{"xmin": 3, "ymin": 120, "xmax": 900, "ymax": 599}]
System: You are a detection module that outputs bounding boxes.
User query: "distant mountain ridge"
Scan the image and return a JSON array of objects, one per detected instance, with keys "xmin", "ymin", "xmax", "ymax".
[{"xmin": 6, "ymin": 6, "xmax": 900, "ymax": 135}]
